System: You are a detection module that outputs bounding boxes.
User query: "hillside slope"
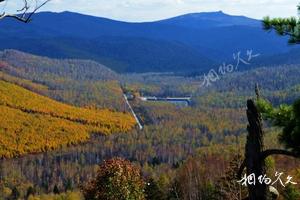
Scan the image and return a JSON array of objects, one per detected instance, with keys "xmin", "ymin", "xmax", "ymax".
[
  {"xmin": 0, "ymin": 80, "xmax": 136, "ymax": 158},
  {"xmin": 0, "ymin": 49, "xmax": 119, "ymax": 81},
  {"xmin": 0, "ymin": 50, "xmax": 126, "ymax": 111}
]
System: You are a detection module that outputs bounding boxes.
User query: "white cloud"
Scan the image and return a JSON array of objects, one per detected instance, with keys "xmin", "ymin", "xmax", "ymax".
[{"xmin": 1, "ymin": 0, "xmax": 299, "ymax": 21}]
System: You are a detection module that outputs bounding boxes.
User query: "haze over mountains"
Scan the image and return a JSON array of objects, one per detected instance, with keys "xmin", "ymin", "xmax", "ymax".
[{"xmin": 0, "ymin": 11, "xmax": 297, "ymax": 73}]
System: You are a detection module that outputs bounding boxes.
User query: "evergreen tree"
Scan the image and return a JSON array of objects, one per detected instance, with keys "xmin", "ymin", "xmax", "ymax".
[
  {"xmin": 263, "ymin": 3, "xmax": 300, "ymax": 43},
  {"xmin": 145, "ymin": 178, "xmax": 164, "ymax": 200},
  {"xmin": 283, "ymin": 184, "xmax": 300, "ymax": 200},
  {"xmin": 64, "ymin": 178, "xmax": 73, "ymax": 192},
  {"xmin": 26, "ymin": 186, "xmax": 36, "ymax": 199},
  {"xmin": 9, "ymin": 187, "xmax": 20, "ymax": 200},
  {"xmin": 53, "ymin": 184, "xmax": 60, "ymax": 194},
  {"xmin": 257, "ymin": 98, "xmax": 300, "ymax": 154}
]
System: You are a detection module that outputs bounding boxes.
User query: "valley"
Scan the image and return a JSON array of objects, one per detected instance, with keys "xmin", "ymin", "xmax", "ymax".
[
  {"xmin": 1, "ymin": 48, "xmax": 299, "ymax": 199},
  {"xmin": 0, "ymin": 8, "xmax": 299, "ymax": 200}
]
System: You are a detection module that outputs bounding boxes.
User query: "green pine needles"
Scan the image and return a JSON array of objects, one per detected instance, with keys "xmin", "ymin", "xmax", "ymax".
[
  {"xmin": 263, "ymin": 4, "xmax": 300, "ymax": 44},
  {"xmin": 257, "ymin": 98, "xmax": 300, "ymax": 154}
]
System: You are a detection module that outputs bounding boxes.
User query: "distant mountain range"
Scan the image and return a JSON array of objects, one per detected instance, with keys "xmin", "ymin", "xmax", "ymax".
[{"xmin": 0, "ymin": 11, "xmax": 297, "ymax": 73}]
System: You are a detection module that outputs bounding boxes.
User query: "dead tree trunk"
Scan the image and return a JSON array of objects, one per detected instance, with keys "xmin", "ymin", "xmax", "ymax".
[{"xmin": 245, "ymin": 99, "xmax": 267, "ymax": 200}]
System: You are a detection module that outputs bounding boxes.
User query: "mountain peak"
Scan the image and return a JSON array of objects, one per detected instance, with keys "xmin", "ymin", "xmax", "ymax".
[
  {"xmin": 158, "ymin": 11, "xmax": 259, "ymax": 28},
  {"xmin": 169, "ymin": 11, "xmax": 227, "ymax": 19}
]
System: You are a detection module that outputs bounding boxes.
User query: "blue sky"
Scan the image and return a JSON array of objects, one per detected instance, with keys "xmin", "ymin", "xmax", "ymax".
[{"xmin": 1, "ymin": 0, "xmax": 300, "ymax": 22}]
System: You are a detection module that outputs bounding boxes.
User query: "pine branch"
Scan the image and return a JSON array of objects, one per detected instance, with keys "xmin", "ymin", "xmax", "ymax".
[
  {"xmin": 260, "ymin": 149, "xmax": 299, "ymax": 160},
  {"xmin": 263, "ymin": 16, "xmax": 300, "ymax": 44}
]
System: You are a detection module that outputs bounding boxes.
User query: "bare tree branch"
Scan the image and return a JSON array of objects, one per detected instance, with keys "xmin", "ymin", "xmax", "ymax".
[
  {"xmin": 0, "ymin": 0, "xmax": 51, "ymax": 23},
  {"xmin": 260, "ymin": 149, "xmax": 299, "ymax": 160},
  {"xmin": 239, "ymin": 149, "xmax": 299, "ymax": 179},
  {"xmin": 237, "ymin": 159, "xmax": 246, "ymax": 179}
]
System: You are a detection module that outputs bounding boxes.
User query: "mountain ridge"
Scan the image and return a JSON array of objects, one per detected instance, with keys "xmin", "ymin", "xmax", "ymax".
[{"xmin": 0, "ymin": 11, "xmax": 296, "ymax": 73}]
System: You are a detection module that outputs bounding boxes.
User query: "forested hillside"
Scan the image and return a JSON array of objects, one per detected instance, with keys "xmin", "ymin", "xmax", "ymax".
[
  {"xmin": 0, "ymin": 51, "xmax": 299, "ymax": 198},
  {"xmin": 194, "ymin": 64, "xmax": 300, "ymax": 108},
  {"xmin": 0, "ymin": 50, "xmax": 118, "ymax": 81},
  {"xmin": 0, "ymin": 50, "xmax": 125, "ymax": 111},
  {"xmin": 0, "ymin": 80, "xmax": 136, "ymax": 158}
]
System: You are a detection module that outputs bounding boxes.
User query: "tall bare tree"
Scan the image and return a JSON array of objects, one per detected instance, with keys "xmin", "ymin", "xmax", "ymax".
[
  {"xmin": 238, "ymin": 85, "xmax": 299, "ymax": 200},
  {"xmin": 0, "ymin": 0, "xmax": 50, "ymax": 22}
]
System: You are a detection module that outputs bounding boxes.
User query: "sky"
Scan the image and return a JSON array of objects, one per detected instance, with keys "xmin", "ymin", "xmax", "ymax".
[{"xmin": 1, "ymin": 0, "xmax": 300, "ymax": 22}]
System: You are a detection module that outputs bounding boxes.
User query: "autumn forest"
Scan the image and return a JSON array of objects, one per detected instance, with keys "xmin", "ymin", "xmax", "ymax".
[{"xmin": 1, "ymin": 1, "xmax": 300, "ymax": 200}]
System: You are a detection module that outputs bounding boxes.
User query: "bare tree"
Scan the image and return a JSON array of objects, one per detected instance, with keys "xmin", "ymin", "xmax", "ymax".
[
  {"xmin": 238, "ymin": 85, "xmax": 299, "ymax": 200},
  {"xmin": 0, "ymin": 0, "xmax": 51, "ymax": 23}
]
